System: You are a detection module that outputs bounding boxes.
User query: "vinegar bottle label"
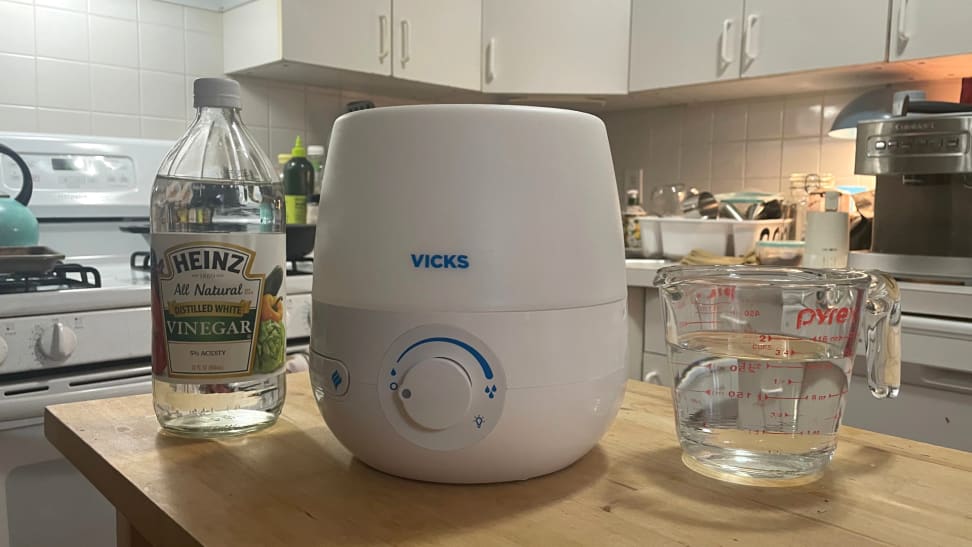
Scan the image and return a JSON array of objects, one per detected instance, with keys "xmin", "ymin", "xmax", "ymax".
[{"xmin": 151, "ymin": 233, "xmax": 286, "ymax": 382}]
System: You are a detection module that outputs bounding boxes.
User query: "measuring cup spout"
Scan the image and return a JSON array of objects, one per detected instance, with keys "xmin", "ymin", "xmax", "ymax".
[{"xmin": 863, "ymin": 272, "xmax": 901, "ymax": 398}]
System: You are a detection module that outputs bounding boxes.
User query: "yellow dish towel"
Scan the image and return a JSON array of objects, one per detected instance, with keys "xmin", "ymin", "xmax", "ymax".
[{"xmin": 679, "ymin": 249, "xmax": 758, "ymax": 266}]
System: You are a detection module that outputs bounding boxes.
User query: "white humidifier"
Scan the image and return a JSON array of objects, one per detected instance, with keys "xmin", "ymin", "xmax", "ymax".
[{"xmin": 309, "ymin": 105, "xmax": 627, "ymax": 483}]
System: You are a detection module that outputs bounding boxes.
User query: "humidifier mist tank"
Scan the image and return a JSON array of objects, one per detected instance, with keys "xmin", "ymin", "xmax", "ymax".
[{"xmin": 309, "ymin": 105, "xmax": 627, "ymax": 483}]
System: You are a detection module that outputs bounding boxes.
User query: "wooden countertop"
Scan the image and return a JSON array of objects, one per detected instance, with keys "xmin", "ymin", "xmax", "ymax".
[{"xmin": 45, "ymin": 376, "xmax": 972, "ymax": 547}]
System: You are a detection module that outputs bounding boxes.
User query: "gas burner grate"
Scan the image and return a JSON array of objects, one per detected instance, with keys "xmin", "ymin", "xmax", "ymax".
[
  {"xmin": 288, "ymin": 256, "xmax": 313, "ymax": 275},
  {"xmin": 131, "ymin": 251, "xmax": 151, "ymax": 271},
  {"xmin": 0, "ymin": 264, "xmax": 102, "ymax": 295}
]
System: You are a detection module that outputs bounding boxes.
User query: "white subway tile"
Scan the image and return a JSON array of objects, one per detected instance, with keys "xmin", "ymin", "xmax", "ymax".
[
  {"xmin": 710, "ymin": 178, "xmax": 743, "ymax": 195},
  {"xmin": 681, "ymin": 104, "xmax": 713, "ymax": 144},
  {"xmin": 747, "ymin": 99, "xmax": 783, "ymax": 140},
  {"xmin": 0, "ymin": 105, "xmax": 37, "ymax": 131},
  {"xmin": 679, "ymin": 143, "xmax": 711, "ymax": 184},
  {"xmin": 268, "ymin": 85, "xmax": 305, "ymax": 130},
  {"xmin": 781, "ymin": 137, "xmax": 820, "ymax": 176},
  {"xmin": 744, "ymin": 177, "xmax": 781, "ymax": 194},
  {"xmin": 270, "ymin": 127, "xmax": 302, "ymax": 158},
  {"xmin": 744, "ymin": 140, "xmax": 782, "ymax": 179},
  {"xmin": 713, "ymin": 102, "xmax": 747, "ymax": 142},
  {"xmin": 140, "ymin": 116, "xmax": 185, "ymax": 139},
  {"xmin": 139, "ymin": 23, "xmax": 185, "ymax": 73},
  {"xmin": 92, "ymin": 112, "xmax": 139, "ymax": 137},
  {"xmin": 89, "ymin": 15, "xmax": 138, "ymax": 68},
  {"xmin": 184, "ymin": 75, "xmax": 195, "ymax": 121},
  {"xmin": 783, "ymin": 94, "xmax": 823, "ymax": 138},
  {"xmin": 185, "ymin": 31, "xmax": 221, "ymax": 76},
  {"xmin": 185, "ymin": 6, "xmax": 220, "ymax": 33},
  {"xmin": 820, "ymin": 137, "xmax": 857, "ymax": 177},
  {"xmin": 36, "ymin": 7, "xmax": 89, "ymax": 61},
  {"xmin": 0, "ymin": 54, "xmax": 34, "ymax": 106},
  {"xmin": 305, "ymin": 89, "xmax": 342, "ymax": 147},
  {"xmin": 88, "ymin": 0, "xmax": 137, "ymax": 19},
  {"xmin": 647, "ymin": 135, "xmax": 680, "ymax": 184},
  {"xmin": 139, "ymin": 70, "xmax": 185, "ymax": 118},
  {"xmin": 91, "ymin": 64, "xmax": 138, "ymax": 114},
  {"xmin": 37, "ymin": 108, "xmax": 91, "ymax": 134},
  {"xmin": 248, "ymin": 125, "xmax": 270, "ymax": 156},
  {"xmin": 36, "ymin": 0, "xmax": 85, "ymax": 11},
  {"xmin": 137, "ymin": 0, "xmax": 182, "ymax": 27},
  {"xmin": 0, "ymin": 1, "xmax": 34, "ymax": 55},
  {"xmin": 711, "ymin": 141, "xmax": 745, "ymax": 179},
  {"xmin": 37, "ymin": 58, "xmax": 90, "ymax": 109},
  {"xmin": 238, "ymin": 78, "xmax": 269, "ymax": 127}
]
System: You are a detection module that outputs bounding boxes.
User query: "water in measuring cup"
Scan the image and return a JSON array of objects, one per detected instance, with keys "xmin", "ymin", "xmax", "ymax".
[{"xmin": 669, "ymin": 331, "xmax": 853, "ymax": 485}]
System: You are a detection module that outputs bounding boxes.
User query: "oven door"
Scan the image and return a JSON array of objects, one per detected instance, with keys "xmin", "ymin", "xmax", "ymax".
[
  {"xmin": 0, "ymin": 364, "xmax": 152, "ymax": 547},
  {"xmin": 0, "ymin": 345, "xmax": 311, "ymax": 547}
]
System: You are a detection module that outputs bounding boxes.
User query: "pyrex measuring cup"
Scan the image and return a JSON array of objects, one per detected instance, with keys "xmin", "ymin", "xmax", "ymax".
[{"xmin": 654, "ymin": 266, "xmax": 900, "ymax": 486}]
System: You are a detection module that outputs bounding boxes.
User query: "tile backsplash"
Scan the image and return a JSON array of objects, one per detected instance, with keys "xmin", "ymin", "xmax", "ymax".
[
  {"xmin": 601, "ymin": 79, "xmax": 964, "ymax": 198},
  {"xmin": 0, "ymin": 0, "xmax": 410, "ymax": 157}
]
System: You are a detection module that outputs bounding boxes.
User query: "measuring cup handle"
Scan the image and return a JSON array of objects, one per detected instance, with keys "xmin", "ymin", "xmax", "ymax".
[{"xmin": 863, "ymin": 271, "xmax": 902, "ymax": 398}]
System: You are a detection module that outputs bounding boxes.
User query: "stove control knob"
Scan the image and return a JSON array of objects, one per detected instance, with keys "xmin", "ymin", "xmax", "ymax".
[
  {"xmin": 37, "ymin": 322, "xmax": 78, "ymax": 361},
  {"xmin": 398, "ymin": 357, "xmax": 472, "ymax": 430},
  {"xmin": 0, "ymin": 337, "xmax": 7, "ymax": 365}
]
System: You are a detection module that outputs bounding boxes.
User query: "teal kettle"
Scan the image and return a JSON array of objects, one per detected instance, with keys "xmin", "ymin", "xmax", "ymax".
[{"xmin": 0, "ymin": 143, "xmax": 38, "ymax": 247}]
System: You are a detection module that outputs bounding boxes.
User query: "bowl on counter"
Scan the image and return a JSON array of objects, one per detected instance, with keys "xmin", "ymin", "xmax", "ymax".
[
  {"xmin": 657, "ymin": 217, "xmax": 731, "ymax": 260},
  {"xmin": 755, "ymin": 240, "xmax": 805, "ymax": 266}
]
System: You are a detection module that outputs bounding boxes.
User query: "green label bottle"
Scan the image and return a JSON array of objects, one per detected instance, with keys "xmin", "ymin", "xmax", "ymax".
[{"xmin": 283, "ymin": 136, "xmax": 313, "ymax": 224}]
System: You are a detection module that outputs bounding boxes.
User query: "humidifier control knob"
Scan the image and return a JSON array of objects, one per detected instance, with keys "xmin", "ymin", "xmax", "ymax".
[{"xmin": 398, "ymin": 357, "xmax": 472, "ymax": 430}]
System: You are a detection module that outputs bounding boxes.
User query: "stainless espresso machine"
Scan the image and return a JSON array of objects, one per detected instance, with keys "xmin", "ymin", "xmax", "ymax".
[{"xmin": 853, "ymin": 99, "xmax": 972, "ymax": 281}]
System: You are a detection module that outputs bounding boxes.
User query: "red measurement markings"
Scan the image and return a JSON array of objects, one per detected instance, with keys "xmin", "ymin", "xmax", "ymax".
[
  {"xmin": 704, "ymin": 287, "xmax": 736, "ymax": 300},
  {"xmin": 765, "ymin": 362, "xmax": 832, "ymax": 370},
  {"xmin": 702, "ymin": 361, "xmax": 762, "ymax": 373},
  {"xmin": 746, "ymin": 429, "xmax": 823, "ymax": 436},
  {"xmin": 762, "ymin": 393, "xmax": 807, "ymax": 401},
  {"xmin": 769, "ymin": 411, "xmax": 792, "ymax": 418},
  {"xmin": 811, "ymin": 335, "xmax": 849, "ymax": 343},
  {"xmin": 773, "ymin": 378, "xmax": 801, "ymax": 385}
]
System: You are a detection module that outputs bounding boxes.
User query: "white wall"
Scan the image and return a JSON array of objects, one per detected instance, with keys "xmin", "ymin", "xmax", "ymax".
[
  {"xmin": 0, "ymin": 0, "xmax": 417, "ymax": 157},
  {"xmin": 601, "ymin": 79, "xmax": 963, "ymax": 198}
]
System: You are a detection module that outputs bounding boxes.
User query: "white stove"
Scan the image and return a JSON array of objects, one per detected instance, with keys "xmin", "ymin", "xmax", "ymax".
[{"xmin": 0, "ymin": 133, "xmax": 314, "ymax": 547}]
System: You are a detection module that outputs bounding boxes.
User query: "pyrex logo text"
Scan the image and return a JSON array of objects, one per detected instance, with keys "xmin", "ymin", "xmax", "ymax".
[
  {"xmin": 410, "ymin": 253, "xmax": 470, "ymax": 269},
  {"xmin": 796, "ymin": 307, "xmax": 851, "ymax": 329}
]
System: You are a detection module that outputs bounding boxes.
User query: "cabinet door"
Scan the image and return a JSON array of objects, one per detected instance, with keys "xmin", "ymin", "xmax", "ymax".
[
  {"xmin": 740, "ymin": 0, "xmax": 889, "ymax": 78},
  {"xmin": 629, "ymin": 0, "xmax": 744, "ymax": 91},
  {"xmin": 392, "ymin": 0, "xmax": 481, "ymax": 90},
  {"xmin": 281, "ymin": 0, "xmax": 393, "ymax": 76},
  {"xmin": 890, "ymin": 0, "xmax": 972, "ymax": 61},
  {"xmin": 482, "ymin": 0, "xmax": 631, "ymax": 94}
]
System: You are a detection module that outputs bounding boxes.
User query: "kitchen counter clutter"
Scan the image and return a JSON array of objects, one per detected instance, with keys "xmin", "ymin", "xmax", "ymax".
[{"xmin": 45, "ymin": 375, "xmax": 972, "ymax": 547}]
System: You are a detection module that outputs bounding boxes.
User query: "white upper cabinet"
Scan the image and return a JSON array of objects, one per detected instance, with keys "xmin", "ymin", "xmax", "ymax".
[
  {"xmin": 890, "ymin": 0, "xmax": 972, "ymax": 61},
  {"xmin": 392, "ymin": 0, "xmax": 481, "ymax": 90},
  {"xmin": 481, "ymin": 0, "xmax": 631, "ymax": 95},
  {"xmin": 629, "ymin": 0, "xmax": 744, "ymax": 91},
  {"xmin": 739, "ymin": 0, "xmax": 890, "ymax": 78},
  {"xmin": 282, "ymin": 0, "xmax": 393, "ymax": 76}
]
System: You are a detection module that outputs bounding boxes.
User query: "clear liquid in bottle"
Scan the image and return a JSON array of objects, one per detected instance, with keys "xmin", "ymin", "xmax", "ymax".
[{"xmin": 150, "ymin": 78, "xmax": 287, "ymax": 437}]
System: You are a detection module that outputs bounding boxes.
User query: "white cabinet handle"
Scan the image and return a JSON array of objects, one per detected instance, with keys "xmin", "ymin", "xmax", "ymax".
[
  {"xmin": 485, "ymin": 38, "xmax": 496, "ymax": 83},
  {"xmin": 378, "ymin": 14, "xmax": 390, "ymax": 62},
  {"xmin": 719, "ymin": 18, "xmax": 734, "ymax": 64},
  {"xmin": 400, "ymin": 19, "xmax": 410, "ymax": 67},
  {"xmin": 897, "ymin": 0, "xmax": 911, "ymax": 44},
  {"xmin": 743, "ymin": 13, "xmax": 759, "ymax": 62}
]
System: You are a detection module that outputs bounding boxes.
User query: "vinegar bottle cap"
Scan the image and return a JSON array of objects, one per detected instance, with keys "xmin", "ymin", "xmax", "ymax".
[{"xmin": 291, "ymin": 136, "xmax": 306, "ymax": 157}]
